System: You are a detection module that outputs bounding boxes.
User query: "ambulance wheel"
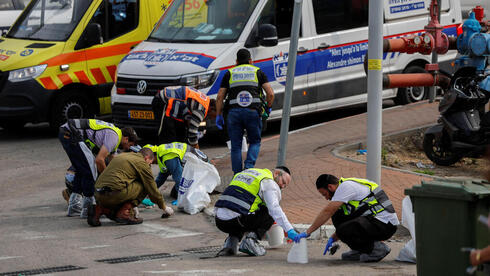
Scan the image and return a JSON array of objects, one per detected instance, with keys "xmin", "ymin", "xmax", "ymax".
[
  {"xmin": 394, "ymin": 65, "xmax": 429, "ymax": 105},
  {"xmin": 50, "ymin": 91, "xmax": 95, "ymax": 130}
]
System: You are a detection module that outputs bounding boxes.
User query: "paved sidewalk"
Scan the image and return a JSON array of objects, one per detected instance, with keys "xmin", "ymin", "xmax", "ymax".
[{"xmin": 214, "ymin": 101, "xmax": 440, "ymax": 224}]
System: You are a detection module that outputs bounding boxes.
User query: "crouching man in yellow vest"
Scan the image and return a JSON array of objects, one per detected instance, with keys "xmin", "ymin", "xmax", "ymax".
[
  {"xmin": 214, "ymin": 166, "xmax": 300, "ymax": 256},
  {"xmin": 293, "ymin": 174, "xmax": 399, "ymax": 262},
  {"xmin": 144, "ymin": 142, "xmax": 209, "ymax": 200}
]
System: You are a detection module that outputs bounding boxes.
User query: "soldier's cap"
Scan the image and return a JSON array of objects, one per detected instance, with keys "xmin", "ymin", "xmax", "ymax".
[{"xmin": 121, "ymin": 127, "xmax": 140, "ymax": 142}]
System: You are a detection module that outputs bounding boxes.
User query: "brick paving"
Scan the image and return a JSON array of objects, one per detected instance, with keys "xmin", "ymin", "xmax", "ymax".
[{"xmin": 213, "ymin": 101, "xmax": 440, "ymax": 224}]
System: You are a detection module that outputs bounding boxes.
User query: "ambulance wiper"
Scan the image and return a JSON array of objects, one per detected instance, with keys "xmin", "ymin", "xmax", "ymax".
[{"xmin": 147, "ymin": 36, "xmax": 171, "ymax": 43}]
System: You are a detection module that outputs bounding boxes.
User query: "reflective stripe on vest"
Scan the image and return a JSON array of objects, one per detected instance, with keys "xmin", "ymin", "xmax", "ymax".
[
  {"xmin": 229, "ymin": 65, "xmax": 260, "ymax": 88},
  {"xmin": 164, "ymin": 86, "xmax": 210, "ymax": 120},
  {"xmin": 156, "ymin": 142, "xmax": 188, "ymax": 173},
  {"xmin": 69, "ymin": 119, "xmax": 122, "ymax": 154},
  {"xmin": 215, "ymin": 168, "xmax": 273, "ymax": 215},
  {"xmin": 339, "ymin": 177, "xmax": 395, "ymax": 218}
]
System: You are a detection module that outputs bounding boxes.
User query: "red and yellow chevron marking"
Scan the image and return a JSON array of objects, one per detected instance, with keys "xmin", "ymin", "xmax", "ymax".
[{"xmin": 37, "ymin": 65, "xmax": 119, "ymax": 90}]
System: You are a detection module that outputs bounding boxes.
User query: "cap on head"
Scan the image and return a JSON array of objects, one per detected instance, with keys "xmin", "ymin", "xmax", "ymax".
[
  {"xmin": 315, "ymin": 174, "xmax": 339, "ymax": 189},
  {"xmin": 275, "ymin": 166, "xmax": 291, "ymax": 176},
  {"xmin": 236, "ymin": 48, "xmax": 251, "ymax": 64},
  {"xmin": 121, "ymin": 127, "xmax": 139, "ymax": 142}
]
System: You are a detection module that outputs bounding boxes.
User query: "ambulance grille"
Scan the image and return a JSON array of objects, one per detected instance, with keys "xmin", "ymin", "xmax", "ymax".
[{"xmin": 117, "ymin": 77, "xmax": 181, "ymax": 96}]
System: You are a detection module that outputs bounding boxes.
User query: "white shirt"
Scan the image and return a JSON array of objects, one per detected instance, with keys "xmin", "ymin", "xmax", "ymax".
[
  {"xmin": 331, "ymin": 180, "xmax": 400, "ymax": 225},
  {"xmin": 215, "ymin": 179, "xmax": 294, "ymax": 232}
]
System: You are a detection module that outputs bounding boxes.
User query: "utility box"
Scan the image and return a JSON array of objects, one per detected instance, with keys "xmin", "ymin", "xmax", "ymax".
[{"xmin": 405, "ymin": 178, "xmax": 490, "ymax": 276}]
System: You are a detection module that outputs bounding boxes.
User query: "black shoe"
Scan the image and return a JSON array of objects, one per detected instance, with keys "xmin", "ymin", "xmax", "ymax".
[{"xmin": 170, "ymin": 185, "xmax": 178, "ymax": 199}]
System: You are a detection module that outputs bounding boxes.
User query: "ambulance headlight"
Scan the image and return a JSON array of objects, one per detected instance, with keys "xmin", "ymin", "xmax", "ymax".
[
  {"xmin": 8, "ymin": 64, "xmax": 47, "ymax": 82},
  {"xmin": 181, "ymin": 70, "xmax": 219, "ymax": 89}
]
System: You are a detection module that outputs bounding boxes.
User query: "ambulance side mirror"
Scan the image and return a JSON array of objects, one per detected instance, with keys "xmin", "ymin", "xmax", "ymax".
[
  {"xmin": 258, "ymin": 24, "xmax": 278, "ymax": 47},
  {"xmin": 75, "ymin": 23, "xmax": 103, "ymax": 50}
]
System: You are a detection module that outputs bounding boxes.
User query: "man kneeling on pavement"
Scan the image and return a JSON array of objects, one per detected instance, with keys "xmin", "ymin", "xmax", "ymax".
[
  {"xmin": 293, "ymin": 174, "xmax": 399, "ymax": 262},
  {"xmin": 214, "ymin": 166, "xmax": 299, "ymax": 256},
  {"xmin": 87, "ymin": 148, "xmax": 174, "ymax": 226}
]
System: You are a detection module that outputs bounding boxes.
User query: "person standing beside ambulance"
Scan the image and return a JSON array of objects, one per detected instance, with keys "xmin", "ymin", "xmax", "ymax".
[{"xmin": 215, "ymin": 49, "xmax": 274, "ymax": 175}]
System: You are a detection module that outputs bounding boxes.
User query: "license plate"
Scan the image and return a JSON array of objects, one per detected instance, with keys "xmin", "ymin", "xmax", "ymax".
[{"xmin": 128, "ymin": 110, "xmax": 154, "ymax": 120}]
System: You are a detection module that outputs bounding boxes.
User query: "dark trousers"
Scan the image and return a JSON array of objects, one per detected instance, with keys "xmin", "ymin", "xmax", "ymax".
[
  {"xmin": 334, "ymin": 215, "xmax": 397, "ymax": 253},
  {"xmin": 215, "ymin": 207, "xmax": 274, "ymax": 241},
  {"xmin": 158, "ymin": 116, "xmax": 187, "ymax": 144},
  {"xmin": 58, "ymin": 128, "xmax": 96, "ymax": 197}
]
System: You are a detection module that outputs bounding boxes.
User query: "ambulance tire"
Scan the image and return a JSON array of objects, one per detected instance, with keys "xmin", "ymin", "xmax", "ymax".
[
  {"xmin": 394, "ymin": 65, "xmax": 429, "ymax": 105},
  {"xmin": 50, "ymin": 90, "xmax": 95, "ymax": 130}
]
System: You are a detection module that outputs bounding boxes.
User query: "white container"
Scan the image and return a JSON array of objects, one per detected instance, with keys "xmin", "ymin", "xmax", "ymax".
[
  {"xmin": 266, "ymin": 224, "xmax": 284, "ymax": 248},
  {"xmin": 287, "ymin": 239, "xmax": 308, "ymax": 264}
]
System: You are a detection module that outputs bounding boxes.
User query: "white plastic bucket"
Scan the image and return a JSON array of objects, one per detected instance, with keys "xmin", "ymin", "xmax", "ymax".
[
  {"xmin": 266, "ymin": 224, "xmax": 284, "ymax": 248},
  {"xmin": 287, "ymin": 239, "xmax": 308, "ymax": 264}
]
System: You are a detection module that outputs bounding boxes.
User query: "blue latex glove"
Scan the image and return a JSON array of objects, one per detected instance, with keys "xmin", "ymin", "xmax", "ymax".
[
  {"xmin": 323, "ymin": 237, "xmax": 335, "ymax": 255},
  {"xmin": 141, "ymin": 198, "xmax": 155, "ymax": 207},
  {"xmin": 216, "ymin": 114, "xmax": 224, "ymax": 130},
  {"xmin": 171, "ymin": 199, "xmax": 178, "ymax": 206},
  {"xmin": 292, "ymin": 231, "xmax": 309, "ymax": 243},
  {"xmin": 287, "ymin": 229, "xmax": 298, "ymax": 240}
]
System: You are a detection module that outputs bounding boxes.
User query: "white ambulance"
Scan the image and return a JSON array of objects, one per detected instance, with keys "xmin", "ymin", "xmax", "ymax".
[
  {"xmin": 111, "ymin": 0, "xmax": 462, "ymax": 133},
  {"xmin": 0, "ymin": 0, "xmax": 30, "ymax": 36}
]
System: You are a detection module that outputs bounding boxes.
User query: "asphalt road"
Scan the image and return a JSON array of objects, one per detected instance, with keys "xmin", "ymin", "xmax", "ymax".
[{"xmin": 0, "ymin": 101, "xmax": 416, "ymax": 275}]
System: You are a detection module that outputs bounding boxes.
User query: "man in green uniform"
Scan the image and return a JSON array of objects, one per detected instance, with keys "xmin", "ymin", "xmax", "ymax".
[{"xmin": 87, "ymin": 148, "xmax": 174, "ymax": 226}]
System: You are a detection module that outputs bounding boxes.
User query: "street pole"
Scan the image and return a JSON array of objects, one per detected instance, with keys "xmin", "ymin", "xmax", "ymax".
[
  {"xmin": 277, "ymin": 0, "xmax": 302, "ymax": 167},
  {"xmin": 429, "ymin": 0, "xmax": 441, "ymax": 103},
  {"xmin": 366, "ymin": 0, "xmax": 383, "ymax": 184}
]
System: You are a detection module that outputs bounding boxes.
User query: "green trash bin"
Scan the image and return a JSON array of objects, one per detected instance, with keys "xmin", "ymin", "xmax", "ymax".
[{"xmin": 405, "ymin": 178, "xmax": 490, "ymax": 276}]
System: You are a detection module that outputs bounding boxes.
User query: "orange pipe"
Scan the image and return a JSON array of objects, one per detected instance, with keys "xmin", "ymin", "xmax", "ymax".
[{"xmin": 383, "ymin": 73, "xmax": 450, "ymax": 89}]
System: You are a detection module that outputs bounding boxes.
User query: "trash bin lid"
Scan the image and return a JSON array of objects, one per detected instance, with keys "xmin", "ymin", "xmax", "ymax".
[{"xmin": 405, "ymin": 178, "xmax": 490, "ymax": 201}]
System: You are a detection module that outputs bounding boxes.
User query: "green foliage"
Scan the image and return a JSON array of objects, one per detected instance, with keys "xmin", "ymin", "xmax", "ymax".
[{"xmin": 414, "ymin": 169, "xmax": 435, "ymax": 175}]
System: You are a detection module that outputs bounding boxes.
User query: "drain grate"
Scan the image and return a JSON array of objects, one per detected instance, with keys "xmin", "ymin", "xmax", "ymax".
[
  {"xmin": 0, "ymin": 265, "xmax": 86, "ymax": 276},
  {"xmin": 183, "ymin": 246, "xmax": 222, "ymax": 254},
  {"xmin": 96, "ymin": 253, "xmax": 173, "ymax": 264}
]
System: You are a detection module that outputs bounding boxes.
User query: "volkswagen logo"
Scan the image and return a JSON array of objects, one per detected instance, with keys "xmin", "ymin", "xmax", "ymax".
[{"xmin": 136, "ymin": 80, "xmax": 147, "ymax": 94}]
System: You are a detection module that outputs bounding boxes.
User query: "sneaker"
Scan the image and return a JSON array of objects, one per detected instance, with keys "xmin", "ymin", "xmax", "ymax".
[
  {"xmin": 239, "ymin": 233, "xmax": 266, "ymax": 256},
  {"xmin": 217, "ymin": 236, "xmax": 239, "ymax": 256},
  {"xmin": 341, "ymin": 249, "xmax": 361, "ymax": 261},
  {"xmin": 67, "ymin": 193, "xmax": 83, "ymax": 217},
  {"xmin": 360, "ymin": 242, "xmax": 391, "ymax": 262}
]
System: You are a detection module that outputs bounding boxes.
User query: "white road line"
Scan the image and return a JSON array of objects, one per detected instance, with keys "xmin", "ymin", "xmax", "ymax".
[
  {"xmin": 0, "ymin": 256, "xmax": 23, "ymax": 261},
  {"xmin": 80, "ymin": 245, "xmax": 111, "ymax": 250},
  {"xmin": 141, "ymin": 269, "xmax": 250, "ymax": 274},
  {"xmin": 134, "ymin": 223, "xmax": 202, "ymax": 239}
]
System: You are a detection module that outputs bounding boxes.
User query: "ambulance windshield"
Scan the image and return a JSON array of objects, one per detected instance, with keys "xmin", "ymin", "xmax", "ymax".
[
  {"xmin": 8, "ymin": 0, "xmax": 92, "ymax": 41},
  {"xmin": 149, "ymin": 0, "xmax": 259, "ymax": 43}
]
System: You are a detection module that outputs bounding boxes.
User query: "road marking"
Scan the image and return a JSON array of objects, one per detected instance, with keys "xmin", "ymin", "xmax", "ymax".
[
  {"xmin": 141, "ymin": 269, "xmax": 251, "ymax": 274},
  {"xmin": 134, "ymin": 223, "xmax": 202, "ymax": 239},
  {"xmin": 0, "ymin": 256, "xmax": 23, "ymax": 261},
  {"xmin": 80, "ymin": 245, "xmax": 111, "ymax": 250}
]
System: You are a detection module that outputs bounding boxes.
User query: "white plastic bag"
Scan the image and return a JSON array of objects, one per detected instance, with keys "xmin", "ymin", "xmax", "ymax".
[
  {"xmin": 396, "ymin": 196, "xmax": 416, "ymax": 263},
  {"xmin": 226, "ymin": 136, "xmax": 248, "ymax": 152},
  {"xmin": 287, "ymin": 239, "xmax": 308, "ymax": 264},
  {"xmin": 177, "ymin": 153, "xmax": 220, "ymax": 215}
]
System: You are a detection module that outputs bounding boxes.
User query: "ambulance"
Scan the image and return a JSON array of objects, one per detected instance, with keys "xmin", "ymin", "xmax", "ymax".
[
  {"xmin": 111, "ymin": 0, "xmax": 463, "ymax": 133},
  {"xmin": 0, "ymin": 0, "xmax": 30, "ymax": 36},
  {"xmin": 0, "ymin": 0, "xmax": 170, "ymax": 130}
]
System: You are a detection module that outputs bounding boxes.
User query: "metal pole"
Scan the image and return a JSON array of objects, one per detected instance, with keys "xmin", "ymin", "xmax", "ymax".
[
  {"xmin": 277, "ymin": 0, "xmax": 302, "ymax": 167},
  {"xmin": 429, "ymin": 0, "xmax": 441, "ymax": 103},
  {"xmin": 366, "ymin": 0, "xmax": 384, "ymax": 184}
]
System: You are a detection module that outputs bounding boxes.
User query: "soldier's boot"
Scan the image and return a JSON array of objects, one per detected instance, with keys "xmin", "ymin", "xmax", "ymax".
[
  {"xmin": 87, "ymin": 204, "xmax": 113, "ymax": 227},
  {"xmin": 114, "ymin": 202, "xmax": 143, "ymax": 225}
]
